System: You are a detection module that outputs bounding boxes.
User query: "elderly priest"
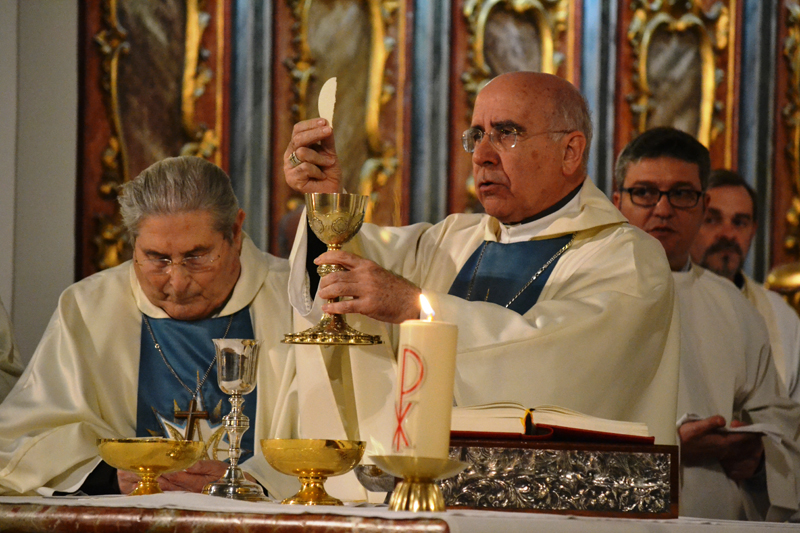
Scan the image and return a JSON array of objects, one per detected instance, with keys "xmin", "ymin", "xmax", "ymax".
[
  {"xmin": 282, "ymin": 72, "xmax": 681, "ymax": 500},
  {"xmin": 0, "ymin": 156, "xmax": 297, "ymax": 497}
]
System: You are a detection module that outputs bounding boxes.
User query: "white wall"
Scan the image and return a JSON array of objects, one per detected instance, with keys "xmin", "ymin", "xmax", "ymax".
[
  {"xmin": 0, "ymin": 3, "xmax": 18, "ymax": 316},
  {"xmin": 11, "ymin": 1, "xmax": 78, "ymax": 363}
]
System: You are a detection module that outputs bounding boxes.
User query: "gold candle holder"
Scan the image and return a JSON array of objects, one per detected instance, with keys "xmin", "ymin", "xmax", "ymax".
[
  {"xmin": 283, "ymin": 193, "xmax": 382, "ymax": 345},
  {"xmin": 370, "ymin": 455, "xmax": 467, "ymax": 512}
]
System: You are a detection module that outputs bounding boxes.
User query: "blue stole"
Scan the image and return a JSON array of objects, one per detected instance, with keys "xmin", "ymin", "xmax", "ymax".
[
  {"xmin": 136, "ymin": 307, "xmax": 257, "ymax": 461},
  {"xmin": 448, "ymin": 235, "xmax": 573, "ymax": 315}
]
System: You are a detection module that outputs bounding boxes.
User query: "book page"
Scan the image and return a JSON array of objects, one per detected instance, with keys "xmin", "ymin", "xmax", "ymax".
[{"xmin": 531, "ymin": 405, "xmax": 650, "ymax": 437}]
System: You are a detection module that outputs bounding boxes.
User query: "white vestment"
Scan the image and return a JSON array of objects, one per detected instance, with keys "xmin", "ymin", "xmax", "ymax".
[
  {"xmin": 288, "ymin": 179, "xmax": 681, "ymax": 501},
  {"xmin": 0, "ymin": 297, "xmax": 24, "ymax": 403},
  {"xmin": 673, "ymin": 264, "xmax": 800, "ymax": 520},
  {"xmin": 742, "ymin": 273, "xmax": 800, "ymax": 403},
  {"xmin": 0, "ymin": 237, "xmax": 299, "ymax": 498}
]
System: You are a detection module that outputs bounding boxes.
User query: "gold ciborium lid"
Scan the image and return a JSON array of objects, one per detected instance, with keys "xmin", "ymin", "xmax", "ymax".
[
  {"xmin": 97, "ymin": 437, "xmax": 206, "ymax": 495},
  {"xmin": 260, "ymin": 438, "xmax": 365, "ymax": 505}
]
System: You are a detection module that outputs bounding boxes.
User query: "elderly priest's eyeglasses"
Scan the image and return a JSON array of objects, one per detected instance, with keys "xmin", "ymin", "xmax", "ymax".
[
  {"xmin": 462, "ymin": 127, "xmax": 574, "ymax": 153},
  {"xmin": 621, "ymin": 187, "xmax": 704, "ymax": 208},
  {"xmin": 135, "ymin": 252, "xmax": 221, "ymax": 275}
]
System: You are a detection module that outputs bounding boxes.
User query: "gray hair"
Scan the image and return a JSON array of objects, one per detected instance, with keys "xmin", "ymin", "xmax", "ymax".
[
  {"xmin": 119, "ymin": 156, "xmax": 239, "ymax": 242},
  {"xmin": 552, "ymin": 91, "xmax": 593, "ymax": 170}
]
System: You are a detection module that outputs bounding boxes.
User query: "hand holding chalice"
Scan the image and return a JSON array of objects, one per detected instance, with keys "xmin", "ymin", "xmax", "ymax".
[{"xmin": 283, "ymin": 193, "xmax": 382, "ymax": 345}]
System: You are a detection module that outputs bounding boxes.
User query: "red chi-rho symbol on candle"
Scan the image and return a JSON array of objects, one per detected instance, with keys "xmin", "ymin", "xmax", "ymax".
[{"xmin": 393, "ymin": 346, "xmax": 425, "ymax": 452}]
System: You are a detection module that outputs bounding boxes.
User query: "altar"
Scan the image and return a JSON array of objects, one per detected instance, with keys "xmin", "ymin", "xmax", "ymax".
[{"xmin": 0, "ymin": 494, "xmax": 797, "ymax": 533}]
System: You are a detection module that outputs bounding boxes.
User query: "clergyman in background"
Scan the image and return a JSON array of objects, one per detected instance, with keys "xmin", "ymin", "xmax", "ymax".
[
  {"xmin": 691, "ymin": 169, "xmax": 800, "ymax": 403},
  {"xmin": 613, "ymin": 127, "xmax": 800, "ymax": 521}
]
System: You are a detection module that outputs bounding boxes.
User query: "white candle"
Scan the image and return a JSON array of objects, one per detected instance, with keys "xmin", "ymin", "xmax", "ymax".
[{"xmin": 392, "ymin": 295, "xmax": 458, "ymax": 459}]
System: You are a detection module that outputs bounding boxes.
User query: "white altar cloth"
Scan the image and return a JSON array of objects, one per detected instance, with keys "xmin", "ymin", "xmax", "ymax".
[{"xmin": 0, "ymin": 494, "xmax": 798, "ymax": 532}]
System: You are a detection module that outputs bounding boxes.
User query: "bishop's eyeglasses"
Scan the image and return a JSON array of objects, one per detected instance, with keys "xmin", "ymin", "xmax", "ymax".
[
  {"xmin": 462, "ymin": 127, "xmax": 574, "ymax": 153},
  {"xmin": 135, "ymin": 251, "xmax": 221, "ymax": 275},
  {"xmin": 620, "ymin": 187, "xmax": 704, "ymax": 208}
]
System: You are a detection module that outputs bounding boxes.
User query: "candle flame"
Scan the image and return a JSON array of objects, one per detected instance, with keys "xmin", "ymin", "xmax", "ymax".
[{"xmin": 419, "ymin": 294, "xmax": 435, "ymax": 321}]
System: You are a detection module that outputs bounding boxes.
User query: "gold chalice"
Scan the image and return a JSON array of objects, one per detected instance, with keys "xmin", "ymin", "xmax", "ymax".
[
  {"xmin": 97, "ymin": 437, "xmax": 205, "ymax": 496},
  {"xmin": 283, "ymin": 193, "xmax": 382, "ymax": 345},
  {"xmin": 260, "ymin": 439, "xmax": 365, "ymax": 505}
]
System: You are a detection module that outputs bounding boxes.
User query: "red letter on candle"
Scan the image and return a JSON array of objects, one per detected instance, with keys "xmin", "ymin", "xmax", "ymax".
[{"xmin": 393, "ymin": 347, "xmax": 425, "ymax": 452}]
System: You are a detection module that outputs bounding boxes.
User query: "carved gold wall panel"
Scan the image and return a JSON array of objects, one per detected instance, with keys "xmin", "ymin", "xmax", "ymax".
[
  {"xmin": 461, "ymin": 0, "xmax": 576, "ymax": 106},
  {"xmin": 284, "ymin": 0, "xmax": 407, "ymax": 227},
  {"xmin": 624, "ymin": 0, "xmax": 737, "ymax": 166},
  {"xmin": 79, "ymin": 0, "xmax": 229, "ymax": 277},
  {"xmin": 781, "ymin": 2, "xmax": 800, "ymax": 258}
]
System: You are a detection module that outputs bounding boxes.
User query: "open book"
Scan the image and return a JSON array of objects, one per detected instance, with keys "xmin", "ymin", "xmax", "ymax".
[{"xmin": 451, "ymin": 402, "xmax": 654, "ymax": 445}]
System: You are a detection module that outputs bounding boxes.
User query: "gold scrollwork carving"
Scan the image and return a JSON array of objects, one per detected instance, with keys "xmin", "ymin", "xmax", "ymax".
[
  {"xmin": 460, "ymin": 0, "xmax": 572, "ymax": 212},
  {"xmin": 93, "ymin": 0, "xmax": 221, "ymax": 271},
  {"xmin": 782, "ymin": 2, "xmax": 800, "ymax": 256},
  {"xmin": 286, "ymin": 0, "xmax": 402, "ymax": 224},
  {"xmin": 462, "ymin": 0, "xmax": 572, "ymax": 106},
  {"xmin": 626, "ymin": 0, "xmax": 731, "ymax": 148},
  {"xmin": 94, "ymin": 0, "xmax": 131, "ymax": 270},
  {"xmin": 180, "ymin": 0, "xmax": 219, "ymax": 158}
]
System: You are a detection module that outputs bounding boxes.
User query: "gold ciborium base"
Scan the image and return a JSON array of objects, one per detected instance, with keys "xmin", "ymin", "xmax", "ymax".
[
  {"xmin": 97, "ymin": 438, "xmax": 206, "ymax": 496},
  {"xmin": 129, "ymin": 473, "xmax": 162, "ymax": 496},
  {"xmin": 370, "ymin": 455, "xmax": 468, "ymax": 512},
  {"xmin": 261, "ymin": 439, "xmax": 365, "ymax": 506},
  {"xmin": 283, "ymin": 475, "xmax": 343, "ymax": 506},
  {"xmin": 202, "ymin": 466, "xmax": 268, "ymax": 501},
  {"xmin": 283, "ymin": 314, "xmax": 382, "ymax": 345}
]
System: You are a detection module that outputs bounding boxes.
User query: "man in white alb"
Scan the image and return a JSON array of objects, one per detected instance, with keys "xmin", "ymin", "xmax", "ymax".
[
  {"xmin": 0, "ymin": 157, "xmax": 298, "ymax": 497},
  {"xmin": 690, "ymin": 169, "xmax": 800, "ymax": 403},
  {"xmin": 280, "ymin": 72, "xmax": 681, "ymax": 501},
  {"xmin": 614, "ymin": 127, "xmax": 800, "ymax": 520},
  {"xmin": 0, "ymin": 297, "xmax": 23, "ymax": 403}
]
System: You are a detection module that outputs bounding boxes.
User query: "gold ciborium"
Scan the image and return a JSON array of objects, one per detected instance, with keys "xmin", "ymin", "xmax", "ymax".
[
  {"xmin": 202, "ymin": 339, "xmax": 267, "ymax": 501},
  {"xmin": 260, "ymin": 439, "xmax": 365, "ymax": 505},
  {"xmin": 370, "ymin": 455, "xmax": 467, "ymax": 512},
  {"xmin": 283, "ymin": 193, "xmax": 382, "ymax": 345},
  {"xmin": 97, "ymin": 438, "xmax": 205, "ymax": 496}
]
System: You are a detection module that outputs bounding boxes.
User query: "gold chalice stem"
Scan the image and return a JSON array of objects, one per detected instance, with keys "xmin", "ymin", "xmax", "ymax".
[{"xmin": 318, "ymin": 244, "xmax": 348, "ymax": 329}]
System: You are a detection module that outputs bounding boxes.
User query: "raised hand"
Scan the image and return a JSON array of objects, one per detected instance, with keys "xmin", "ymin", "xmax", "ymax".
[{"xmin": 284, "ymin": 119, "xmax": 342, "ymax": 194}]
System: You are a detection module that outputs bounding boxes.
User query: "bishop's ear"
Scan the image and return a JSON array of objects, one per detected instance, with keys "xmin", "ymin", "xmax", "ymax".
[{"xmin": 561, "ymin": 131, "xmax": 586, "ymax": 177}]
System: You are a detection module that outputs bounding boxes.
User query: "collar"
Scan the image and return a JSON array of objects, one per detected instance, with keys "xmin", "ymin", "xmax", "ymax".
[
  {"xmin": 734, "ymin": 270, "xmax": 746, "ymax": 289},
  {"xmin": 486, "ymin": 179, "xmax": 628, "ymax": 243}
]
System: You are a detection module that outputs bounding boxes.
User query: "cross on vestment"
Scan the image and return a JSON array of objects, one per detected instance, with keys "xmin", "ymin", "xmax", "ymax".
[{"xmin": 174, "ymin": 398, "xmax": 209, "ymax": 441}]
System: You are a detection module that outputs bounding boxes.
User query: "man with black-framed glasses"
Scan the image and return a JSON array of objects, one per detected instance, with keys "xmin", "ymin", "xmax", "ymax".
[
  {"xmin": 278, "ymin": 71, "xmax": 682, "ymax": 497},
  {"xmin": 0, "ymin": 157, "xmax": 299, "ymax": 499},
  {"xmin": 614, "ymin": 127, "xmax": 800, "ymax": 521}
]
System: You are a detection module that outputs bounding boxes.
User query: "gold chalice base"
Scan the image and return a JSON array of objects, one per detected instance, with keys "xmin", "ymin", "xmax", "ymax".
[
  {"xmin": 261, "ymin": 439, "xmax": 365, "ymax": 505},
  {"xmin": 98, "ymin": 438, "xmax": 206, "ymax": 496},
  {"xmin": 370, "ymin": 455, "xmax": 468, "ymax": 512},
  {"xmin": 283, "ymin": 315, "xmax": 383, "ymax": 345}
]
